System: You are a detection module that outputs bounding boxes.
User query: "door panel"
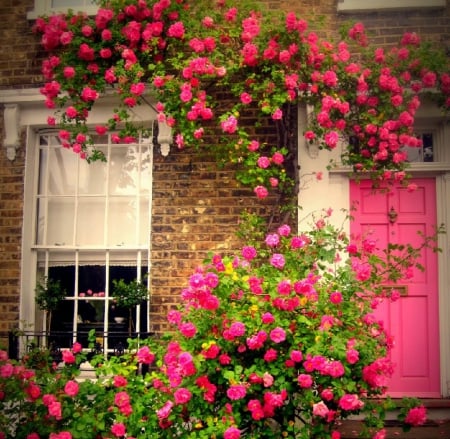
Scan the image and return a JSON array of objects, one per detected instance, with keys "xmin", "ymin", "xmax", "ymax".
[{"xmin": 350, "ymin": 178, "xmax": 440, "ymax": 397}]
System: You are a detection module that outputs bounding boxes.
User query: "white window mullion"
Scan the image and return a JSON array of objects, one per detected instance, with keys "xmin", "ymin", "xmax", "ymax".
[
  {"xmin": 105, "ymin": 138, "xmax": 111, "ymax": 246},
  {"xmin": 73, "ymin": 155, "xmax": 80, "ymax": 246},
  {"xmin": 42, "ymin": 138, "xmax": 50, "ymax": 247},
  {"xmin": 73, "ymin": 251, "xmax": 80, "ymax": 341},
  {"xmin": 103, "ymin": 250, "xmax": 110, "ymax": 354}
]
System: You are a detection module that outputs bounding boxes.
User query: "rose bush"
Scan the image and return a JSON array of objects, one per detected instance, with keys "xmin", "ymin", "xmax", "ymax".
[
  {"xmin": 0, "ymin": 213, "xmax": 440, "ymax": 438},
  {"xmin": 33, "ymin": 0, "xmax": 450, "ymax": 199}
]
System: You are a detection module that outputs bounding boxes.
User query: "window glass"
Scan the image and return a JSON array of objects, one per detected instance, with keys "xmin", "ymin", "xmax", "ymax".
[
  {"xmin": 27, "ymin": 1, "xmax": 98, "ymax": 19},
  {"xmin": 402, "ymin": 133, "xmax": 434, "ymax": 163}
]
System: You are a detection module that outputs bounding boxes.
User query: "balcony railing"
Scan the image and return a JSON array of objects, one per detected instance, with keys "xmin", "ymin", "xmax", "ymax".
[{"xmin": 8, "ymin": 330, "xmax": 155, "ymax": 362}]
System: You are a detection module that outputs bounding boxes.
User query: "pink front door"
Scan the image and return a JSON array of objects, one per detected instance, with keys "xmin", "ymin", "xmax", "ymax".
[{"xmin": 350, "ymin": 178, "xmax": 440, "ymax": 397}]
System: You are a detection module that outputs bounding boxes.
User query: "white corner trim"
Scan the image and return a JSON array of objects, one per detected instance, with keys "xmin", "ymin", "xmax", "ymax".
[
  {"xmin": 157, "ymin": 120, "xmax": 173, "ymax": 156},
  {"xmin": 3, "ymin": 104, "xmax": 20, "ymax": 161},
  {"xmin": 337, "ymin": 0, "xmax": 445, "ymax": 12}
]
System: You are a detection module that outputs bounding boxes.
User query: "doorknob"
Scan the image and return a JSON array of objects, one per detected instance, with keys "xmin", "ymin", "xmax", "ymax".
[{"xmin": 388, "ymin": 206, "xmax": 398, "ymax": 224}]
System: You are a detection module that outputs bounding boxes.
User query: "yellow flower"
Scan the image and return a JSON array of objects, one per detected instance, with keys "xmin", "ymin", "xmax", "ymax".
[
  {"xmin": 249, "ymin": 305, "xmax": 259, "ymax": 313},
  {"xmin": 224, "ymin": 262, "xmax": 234, "ymax": 275}
]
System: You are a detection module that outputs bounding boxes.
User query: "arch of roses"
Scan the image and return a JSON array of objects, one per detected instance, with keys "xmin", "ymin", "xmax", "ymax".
[{"xmin": 34, "ymin": 0, "xmax": 449, "ymax": 202}]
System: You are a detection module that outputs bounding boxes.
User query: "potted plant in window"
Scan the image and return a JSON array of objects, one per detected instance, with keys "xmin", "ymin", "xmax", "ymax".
[
  {"xmin": 35, "ymin": 277, "xmax": 66, "ymax": 333},
  {"xmin": 111, "ymin": 278, "xmax": 148, "ymax": 336}
]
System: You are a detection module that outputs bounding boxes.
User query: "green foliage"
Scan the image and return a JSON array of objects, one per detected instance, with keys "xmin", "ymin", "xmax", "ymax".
[
  {"xmin": 112, "ymin": 278, "xmax": 148, "ymax": 308},
  {"xmin": 35, "ymin": 277, "xmax": 66, "ymax": 312}
]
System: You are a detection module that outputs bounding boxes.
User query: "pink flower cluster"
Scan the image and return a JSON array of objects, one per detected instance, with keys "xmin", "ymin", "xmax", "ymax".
[{"xmin": 34, "ymin": 0, "xmax": 449, "ymax": 197}]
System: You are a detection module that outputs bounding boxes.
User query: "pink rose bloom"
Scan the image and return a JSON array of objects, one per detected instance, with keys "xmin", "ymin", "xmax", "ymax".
[
  {"xmin": 263, "ymin": 348, "xmax": 278, "ymax": 362},
  {"xmin": 0, "ymin": 363, "xmax": 13, "ymax": 378},
  {"xmin": 219, "ymin": 354, "xmax": 231, "ymax": 365},
  {"xmin": 77, "ymin": 43, "xmax": 95, "ymax": 61},
  {"xmin": 254, "ymin": 185, "xmax": 268, "ymax": 199},
  {"xmin": 272, "ymin": 152, "xmax": 284, "ymax": 165},
  {"xmin": 71, "ymin": 342, "xmax": 82, "ymax": 353},
  {"xmin": 321, "ymin": 388, "xmax": 334, "ymax": 401},
  {"xmin": 324, "ymin": 131, "xmax": 339, "ymax": 149},
  {"xmin": 65, "ymin": 106, "xmax": 77, "ymax": 119},
  {"xmin": 248, "ymin": 140, "xmax": 259, "ymax": 151},
  {"xmin": 272, "ymin": 108, "xmax": 283, "ymax": 120},
  {"xmin": 290, "ymin": 350, "xmax": 303, "ymax": 363},
  {"xmin": 174, "ymin": 387, "xmax": 192, "ymax": 404},
  {"xmin": 113, "ymin": 375, "xmax": 127, "ymax": 388},
  {"xmin": 137, "ymin": 346, "xmax": 155, "ymax": 364},
  {"xmin": 124, "ymin": 96, "xmax": 137, "ymax": 107},
  {"xmin": 64, "ymin": 380, "xmax": 79, "ymax": 397},
  {"xmin": 261, "ymin": 312, "xmax": 275, "ymax": 324},
  {"xmin": 330, "ymin": 291, "xmax": 343, "ymax": 304},
  {"xmin": 227, "ymin": 384, "xmax": 247, "ymax": 400},
  {"xmin": 313, "ymin": 401, "xmax": 330, "ymax": 418},
  {"xmin": 229, "ymin": 322, "xmax": 246, "ymax": 337},
  {"xmin": 156, "ymin": 400, "xmax": 174, "ymax": 419},
  {"xmin": 43, "ymin": 394, "xmax": 57, "ymax": 406},
  {"xmin": 202, "ymin": 16, "xmax": 214, "ymax": 27},
  {"xmin": 338, "ymin": 394, "xmax": 364, "ymax": 411},
  {"xmin": 270, "ymin": 254, "xmax": 285, "ymax": 269},
  {"xmin": 269, "ymin": 327, "xmax": 286, "ymax": 343},
  {"xmin": 298, "ymin": 374, "xmax": 313, "ymax": 388},
  {"xmin": 221, "ymin": 115, "xmax": 238, "ymax": 133},
  {"xmin": 167, "ymin": 310, "xmax": 182, "ymax": 325},
  {"xmin": 167, "ymin": 21, "xmax": 185, "ymax": 39},
  {"xmin": 242, "ymin": 246, "xmax": 257, "ymax": 260},
  {"xmin": 265, "ymin": 233, "xmax": 280, "ymax": 247},
  {"xmin": 62, "ymin": 350, "xmax": 75, "ymax": 364},
  {"xmin": 60, "ymin": 31, "xmax": 73, "ymax": 45},
  {"xmin": 223, "ymin": 427, "xmax": 241, "ymax": 439},
  {"xmin": 405, "ymin": 405, "xmax": 427, "ymax": 426},
  {"xmin": 263, "ymin": 372, "xmax": 274, "ymax": 387},
  {"xmin": 115, "ymin": 391, "xmax": 130, "ymax": 408},
  {"xmin": 81, "ymin": 87, "xmax": 99, "ymax": 102},
  {"xmin": 373, "ymin": 429, "xmax": 386, "ymax": 439},
  {"xmin": 179, "ymin": 322, "xmax": 197, "ymax": 338},
  {"xmin": 346, "ymin": 349, "xmax": 359, "ymax": 364},
  {"xmin": 257, "ymin": 156, "xmax": 270, "ymax": 169},
  {"xmin": 326, "ymin": 360, "xmax": 345, "ymax": 378},
  {"xmin": 48, "ymin": 401, "xmax": 62, "ymax": 419},
  {"xmin": 111, "ymin": 423, "xmax": 126, "ymax": 437},
  {"xmin": 63, "ymin": 66, "xmax": 75, "ymax": 78},
  {"xmin": 240, "ymin": 92, "xmax": 252, "ymax": 104}
]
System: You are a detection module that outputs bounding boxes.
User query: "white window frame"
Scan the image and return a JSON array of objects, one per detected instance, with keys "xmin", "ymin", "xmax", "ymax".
[
  {"xmin": 26, "ymin": 130, "xmax": 153, "ymax": 353},
  {"xmin": 27, "ymin": 0, "xmax": 98, "ymax": 19},
  {"xmin": 337, "ymin": 0, "xmax": 446, "ymax": 13}
]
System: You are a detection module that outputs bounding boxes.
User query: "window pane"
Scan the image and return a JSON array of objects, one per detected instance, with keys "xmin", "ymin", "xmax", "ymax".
[
  {"xmin": 51, "ymin": 0, "xmax": 95, "ymax": 7},
  {"xmin": 76, "ymin": 197, "xmax": 106, "ymax": 245},
  {"xmin": 38, "ymin": 198, "xmax": 75, "ymax": 245},
  {"xmin": 109, "ymin": 146, "xmax": 141, "ymax": 195},
  {"xmin": 402, "ymin": 133, "xmax": 434, "ymax": 163},
  {"xmin": 78, "ymin": 155, "xmax": 107, "ymax": 195},
  {"xmin": 108, "ymin": 197, "xmax": 138, "ymax": 246}
]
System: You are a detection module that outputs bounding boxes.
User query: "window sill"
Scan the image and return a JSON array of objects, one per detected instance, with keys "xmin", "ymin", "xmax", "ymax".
[
  {"xmin": 337, "ymin": 0, "xmax": 446, "ymax": 13},
  {"xmin": 329, "ymin": 162, "xmax": 450, "ymax": 174}
]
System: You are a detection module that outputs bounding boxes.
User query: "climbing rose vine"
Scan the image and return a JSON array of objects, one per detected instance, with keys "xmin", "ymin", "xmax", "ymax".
[
  {"xmin": 34, "ymin": 0, "xmax": 449, "ymax": 198},
  {"xmin": 0, "ymin": 213, "xmax": 439, "ymax": 438}
]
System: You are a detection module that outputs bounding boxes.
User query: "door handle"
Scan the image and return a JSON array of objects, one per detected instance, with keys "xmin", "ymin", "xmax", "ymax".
[{"xmin": 388, "ymin": 206, "xmax": 398, "ymax": 224}]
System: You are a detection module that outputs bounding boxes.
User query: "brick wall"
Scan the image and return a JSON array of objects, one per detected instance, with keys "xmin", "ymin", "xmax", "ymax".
[
  {"xmin": 0, "ymin": 0, "xmax": 448, "ymax": 342},
  {"xmin": 0, "ymin": 0, "xmax": 42, "ymax": 89},
  {"xmin": 0, "ymin": 116, "xmax": 25, "ymax": 347}
]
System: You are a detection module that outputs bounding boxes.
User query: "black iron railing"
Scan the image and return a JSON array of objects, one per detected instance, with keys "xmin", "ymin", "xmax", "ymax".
[{"xmin": 8, "ymin": 330, "xmax": 154, "ymax": 362}]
